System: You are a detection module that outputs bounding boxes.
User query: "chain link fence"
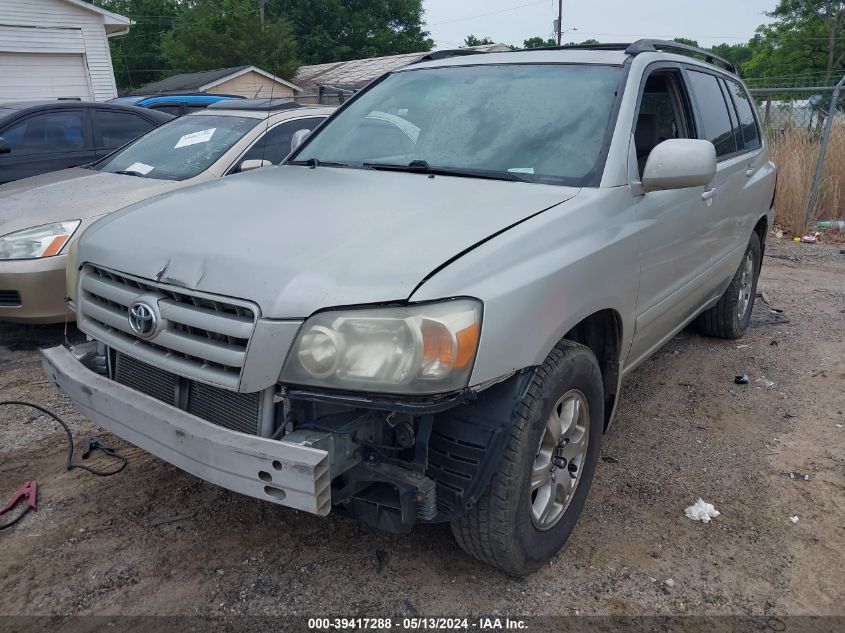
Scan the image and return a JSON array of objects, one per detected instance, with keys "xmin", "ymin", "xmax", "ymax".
[{"xmin": 751, "ymin": 78, "xmax": 845, "ymax": 233}]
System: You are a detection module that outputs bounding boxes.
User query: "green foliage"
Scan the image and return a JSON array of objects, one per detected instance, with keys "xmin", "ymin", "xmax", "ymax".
[
  {"xmin": 522, "ymin": 36, "xmax": 555, "ymax": 49},
  {"xmin": 268, "ymin": 1, "xmax": 433, "ymax": 65},
  {"xmin": 92, "ymin": 0, "xmax": 431, "ymax": 92},
  {"xmin": 672, "ymin": 37, "xmax": 701, "ymax": 48},
  {"xmin": 159, "ymin": 0, "xmax": 298, "ymax": 80},
  {"xmin": 709, "ymin": 43, "xmax": 754, "ymax": 69},
  {"xmin": 464, "ymin": 35, "xmax": 495, "ymax": 47},
  {"xmin": 92, "ymin": 0, "xmax": 180, "ymax": 91},
  {"xmin": 743, "ymin": 0, "xmax": 845, "ymax": 84}
]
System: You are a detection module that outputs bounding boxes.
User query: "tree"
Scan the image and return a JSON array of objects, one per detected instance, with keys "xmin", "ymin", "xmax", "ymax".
[
  {"xmin": 464, "ymin": 35, "xmax": 494, "ymax": 47},
  {"xmin": 160, "ymin": 0, "xmax": 299, "ymax": 81},
  {"xmin": 267, "ymin": 0, "xmax": 433, "ymax": 65},
  {"xmin": 91, "ymin": 0, "xmax": 182, "ymax": 91},
  {"xmin": 523, "ymin": 36, "xmax": 555, "ymax": 48},
  {"xmin": 744, "ymin": 1, "xmax": 845, "ymax": 84},
  {"xmin": 673, "ymin": 37, "xmax": 701, "ymax": 48},
  {"xmin": 710, "ymin": 42, "xmax": 753, "ymax": 70}
]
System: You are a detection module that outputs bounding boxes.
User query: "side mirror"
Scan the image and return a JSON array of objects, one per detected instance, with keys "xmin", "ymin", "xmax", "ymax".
[
  {"xmin": 239, "ymin": 159, "xmax": 272, "ymax": 173},
  {"xmin": 0, "ymin": 137, "xmax": 10, "ymax": 155},
  {"xmin": 290, "ymin": 129, "xmax": 311, "ymax": 153},
  {"xmin": 642, "ymin": 139, "xmax": 716, "ymax": 191}
]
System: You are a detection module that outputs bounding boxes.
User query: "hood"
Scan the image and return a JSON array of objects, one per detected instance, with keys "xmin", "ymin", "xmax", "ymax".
[
  {"xmin": 0, "ymin": 168, "xmax": 182, "ymax": 236},
  {"xmin": 80, "ymin": 165, "xmax": 580, "ymax": 318}
]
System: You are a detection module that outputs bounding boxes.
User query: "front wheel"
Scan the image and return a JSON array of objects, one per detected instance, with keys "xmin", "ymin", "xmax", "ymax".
[
  {"xmin": 698, "ymin": 231, "xmax": 762, "ymax": 340},
  {"xmin": 450, "ymin": 340, "xmax": 604, "ymax": 575}
]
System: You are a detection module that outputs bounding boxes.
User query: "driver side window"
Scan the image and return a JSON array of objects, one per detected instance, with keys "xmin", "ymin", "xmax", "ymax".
[{"xmin": 633, "ymin": 71, "xmax": 693, "ymax": 178}]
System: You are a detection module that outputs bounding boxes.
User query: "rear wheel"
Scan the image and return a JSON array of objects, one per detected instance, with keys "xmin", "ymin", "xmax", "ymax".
[
  {"xmin": 450, "ymin": 340, "xmax": 604, "ymax": 575},
  {"xmin": 698, "ymin": 232, "xmax": 761, "ymax": 340}
]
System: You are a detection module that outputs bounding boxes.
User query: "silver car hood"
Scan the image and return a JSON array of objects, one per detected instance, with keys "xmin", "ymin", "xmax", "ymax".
[
  {"xmin": 0, "ymin": 168, "xmax": 181, "ymax": 235},
  {"xmin": 80, "ymin": 165, "xmax": 580, "ymax": 318}
]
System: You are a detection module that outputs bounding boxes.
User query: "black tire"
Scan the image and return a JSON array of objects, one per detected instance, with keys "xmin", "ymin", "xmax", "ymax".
[
  {"xmin": 450, "ymin": 340, "xmax": 604, "ymax": 575},
  {"xmin": 698, "ymin": 232, "xmax": 762, "ymax": 340}
]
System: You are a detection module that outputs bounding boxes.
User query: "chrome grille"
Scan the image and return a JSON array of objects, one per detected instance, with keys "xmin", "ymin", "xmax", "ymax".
[
  {"xmin": 114, "ymin": 352, "xmax": 261, "ymax": 435},
  {"xmin": 78, "ymin": 265, "xmax": 257, "ymax": 390}
]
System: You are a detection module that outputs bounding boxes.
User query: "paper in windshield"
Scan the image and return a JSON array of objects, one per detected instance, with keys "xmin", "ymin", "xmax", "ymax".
[{"xmin": 174, "ymin": 128, "xmax": 216, "ymax": 149}]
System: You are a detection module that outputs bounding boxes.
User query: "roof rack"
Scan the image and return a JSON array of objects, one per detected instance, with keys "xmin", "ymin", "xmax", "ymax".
[
  {"xmin": 625, "ymin": 39, "xmax": 736, "ymax": 74},
  {"xmin": 206, "ymin": 98, "xmax": 302, "ymax": 112},
  {"xmin": 409, "ymin": 39, "xmax": 737, "ymax": 75},
  {"xmin": 412, "ymin": 49, "xmax": 486, "ymax": 64},
  {"xmin": 557, "ymin": 39, "xmax": 736, "ymax": 74}
]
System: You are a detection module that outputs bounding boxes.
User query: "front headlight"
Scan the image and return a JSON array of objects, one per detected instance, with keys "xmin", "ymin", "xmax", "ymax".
[
  {"xmin": 0, "ymin": 220, "xmax": 81, "ymax": 260},
  {"xmin": 280, "ymin": 299, "xmax": 482, "ymax": 395}
]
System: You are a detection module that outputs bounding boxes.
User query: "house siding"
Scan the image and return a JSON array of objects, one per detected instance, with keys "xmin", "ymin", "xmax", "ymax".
[
  {"xmin": 0, "ymin": 0, "xmax": 120, "ymax": 101},
  {"xmin": 208, "ymin": 72, "xmax": 296, "ymax": 99}
]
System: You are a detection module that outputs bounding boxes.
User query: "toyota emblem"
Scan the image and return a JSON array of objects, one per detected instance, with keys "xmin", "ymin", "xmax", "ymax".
[{"xmin": 128, "ymin": 301, "xmax": 157, "ymax": 338}]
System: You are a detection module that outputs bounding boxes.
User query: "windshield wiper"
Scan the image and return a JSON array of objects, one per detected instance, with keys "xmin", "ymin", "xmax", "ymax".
[
  {"xmin": 113, "ymin": 169, "xmax": 148, "ymax": 178},
  {"xmin": 287, "ymin": 158, "xmax": 351, "ymax": 168},
  {"xmin": 362, "ymin": 160, "xmax": 530, "ymax": 182}
]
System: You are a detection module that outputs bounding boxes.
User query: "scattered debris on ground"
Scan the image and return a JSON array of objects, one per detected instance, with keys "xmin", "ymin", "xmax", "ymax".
[{"xmin": 1, "ymin": 239, "xmax": 843, "ymax": 617}]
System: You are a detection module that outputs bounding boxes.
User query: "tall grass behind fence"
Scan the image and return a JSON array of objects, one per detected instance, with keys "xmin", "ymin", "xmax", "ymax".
[
  {"xmin": 757, "ymin": 88, "xmax": 845, "ymax": 234},
  {"xmin": 767, "ymin": 118, "xmax": 845, "ymax": 233}
]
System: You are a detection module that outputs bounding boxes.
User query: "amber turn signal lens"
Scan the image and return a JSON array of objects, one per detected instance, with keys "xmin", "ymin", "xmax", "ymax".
[{"xmin": 42, "ymin": 235, "xmax": 70, "ymax": 257}]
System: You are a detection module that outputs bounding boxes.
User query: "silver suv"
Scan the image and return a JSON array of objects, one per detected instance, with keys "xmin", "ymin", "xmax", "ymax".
[{"xmin": 44, "ymin": 40, "xmax": 776, "ymax": 575}]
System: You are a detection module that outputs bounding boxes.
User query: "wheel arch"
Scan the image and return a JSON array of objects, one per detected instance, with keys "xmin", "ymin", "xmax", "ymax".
[{"xmin": 559, "ymin": 308, "xmax": 624, "ymax": 430}]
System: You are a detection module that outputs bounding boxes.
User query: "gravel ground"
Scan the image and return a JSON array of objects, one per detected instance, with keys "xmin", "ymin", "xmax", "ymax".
[{"xmin": 0, "ymin": 239, "xmax": 843, "ymax": 618}]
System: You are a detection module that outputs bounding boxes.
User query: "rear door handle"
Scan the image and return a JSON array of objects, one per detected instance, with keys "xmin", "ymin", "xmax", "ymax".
[
  {"xmin": 745, "ymin": 165, "xmax": 756, "ymax": 177},
  {"xmin": 702, "ymin": 186, "xmax": 717, "ymax": 201}
]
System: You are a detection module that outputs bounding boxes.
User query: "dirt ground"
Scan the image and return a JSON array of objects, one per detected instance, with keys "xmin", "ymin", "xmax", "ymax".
[{"xmin": 0, "ymin": 239, "xmax": 843, "ymax": 618}]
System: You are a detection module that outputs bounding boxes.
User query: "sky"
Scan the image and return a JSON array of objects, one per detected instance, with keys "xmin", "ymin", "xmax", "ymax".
[{"xmin": 422, "ymin": 0, "xmax": 775, "ymax": 50}]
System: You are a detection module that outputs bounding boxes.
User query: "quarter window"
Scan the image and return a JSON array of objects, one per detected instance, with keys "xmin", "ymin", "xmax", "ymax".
[
  {"xmin": 687, "ymin": 70, "xmax": 737, "ymax": 158},
  {"xmin": 94, "ymin": 110, "xmax": 156, "ymax": 149},
  {"xmin": 725, "ymin": 80, "xmax": 761, "ymax": 151},
  {"xmin": 150, "ymin": 104, "xmax": 181, "ymax": 116}
]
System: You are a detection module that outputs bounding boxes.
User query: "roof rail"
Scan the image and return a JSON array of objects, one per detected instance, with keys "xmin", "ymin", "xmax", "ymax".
[
  {"xmin": 412, "ymin": 49, "xmax": 486, "ymax": 64},
  {"xmin": 206, "ymin": 98, "xmax": 302, "ymax": 112},
  {"xmin": 624, "ymin": 39, "xmax": 737, "ymax": 74},
  {"xmin": 520, "ymin": 40, "xmax": 736, "ymax": 74}
]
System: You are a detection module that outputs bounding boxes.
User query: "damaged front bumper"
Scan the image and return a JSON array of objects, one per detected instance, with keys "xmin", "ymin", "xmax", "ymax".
[{"xmin": 41, "ymin": 345, "xmax": 332, "ymax": 515}]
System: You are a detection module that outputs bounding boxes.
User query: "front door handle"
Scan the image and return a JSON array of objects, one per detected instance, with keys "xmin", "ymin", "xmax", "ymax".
[{"xmin": 702, "ymin": 186, "xmax": 717, "ymax": 201}]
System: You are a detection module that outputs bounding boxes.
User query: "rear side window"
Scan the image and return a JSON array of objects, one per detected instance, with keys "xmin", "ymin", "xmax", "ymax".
[
  {"xmin": 687, "ymin": 70, "xmax": 737, "ymax": 158},
  {"xmin": 150, "ymin": 104, "xmax": 181, "ymax": 116},
  {"xmin": 0, "ymin": 110, "xmax": 85, "ymax": 154},
  {"xmin": 94, "ymin": 109, "xmax": 156, "ymax": 148},
  {"xmin": 725, "ymin": 80, "xmax": 761, "ymax": 151}
]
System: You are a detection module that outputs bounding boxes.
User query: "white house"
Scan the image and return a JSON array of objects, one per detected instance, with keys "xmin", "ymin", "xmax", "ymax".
[{"xmin": 0, "ymin": 0, "xmax": 130, "ymax": 103}]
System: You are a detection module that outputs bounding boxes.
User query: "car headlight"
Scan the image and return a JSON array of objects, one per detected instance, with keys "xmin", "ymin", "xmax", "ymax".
[
  {"xmin": 280, "ymin": 299, "xmax": 482, "ymax": 395},
  {"xmin": 0, "ymin": 220, "xmax": 81, "ymax": 260}
]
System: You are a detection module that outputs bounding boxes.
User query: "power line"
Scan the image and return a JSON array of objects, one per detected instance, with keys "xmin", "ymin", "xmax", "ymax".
[{"xmin": 429, "ymin": 0, "xmax": 549, "ymax": 27}]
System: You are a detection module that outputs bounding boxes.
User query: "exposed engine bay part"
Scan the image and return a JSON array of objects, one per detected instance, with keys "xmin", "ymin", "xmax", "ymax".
[{"xmin": 45, "ymin": 341, "xmax": 538, "ymax": 533}]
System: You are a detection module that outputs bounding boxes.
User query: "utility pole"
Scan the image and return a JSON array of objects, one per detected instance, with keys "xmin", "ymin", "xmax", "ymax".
[
  {"xmin": 259, "ymin": 0, "xmax": 266, "ymax": 28},
  {"xmin": 556, "ymin": 0, "xmax": 563, "ymax": 46}
]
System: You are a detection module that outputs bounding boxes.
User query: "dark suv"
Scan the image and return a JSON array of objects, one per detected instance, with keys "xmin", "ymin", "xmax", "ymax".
[{"xmin": 0, "ymin": 101, "xmax": 173, "ymax": 184}]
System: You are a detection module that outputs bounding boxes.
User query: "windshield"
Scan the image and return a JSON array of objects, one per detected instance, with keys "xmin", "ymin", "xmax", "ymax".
[
  {"xmin": 95, "ymin": 114, "xmax": 260, "ymax": 181},
  {"xmin": 294, "ymin": 63, "xmax": 623, "ymax": 185}
]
